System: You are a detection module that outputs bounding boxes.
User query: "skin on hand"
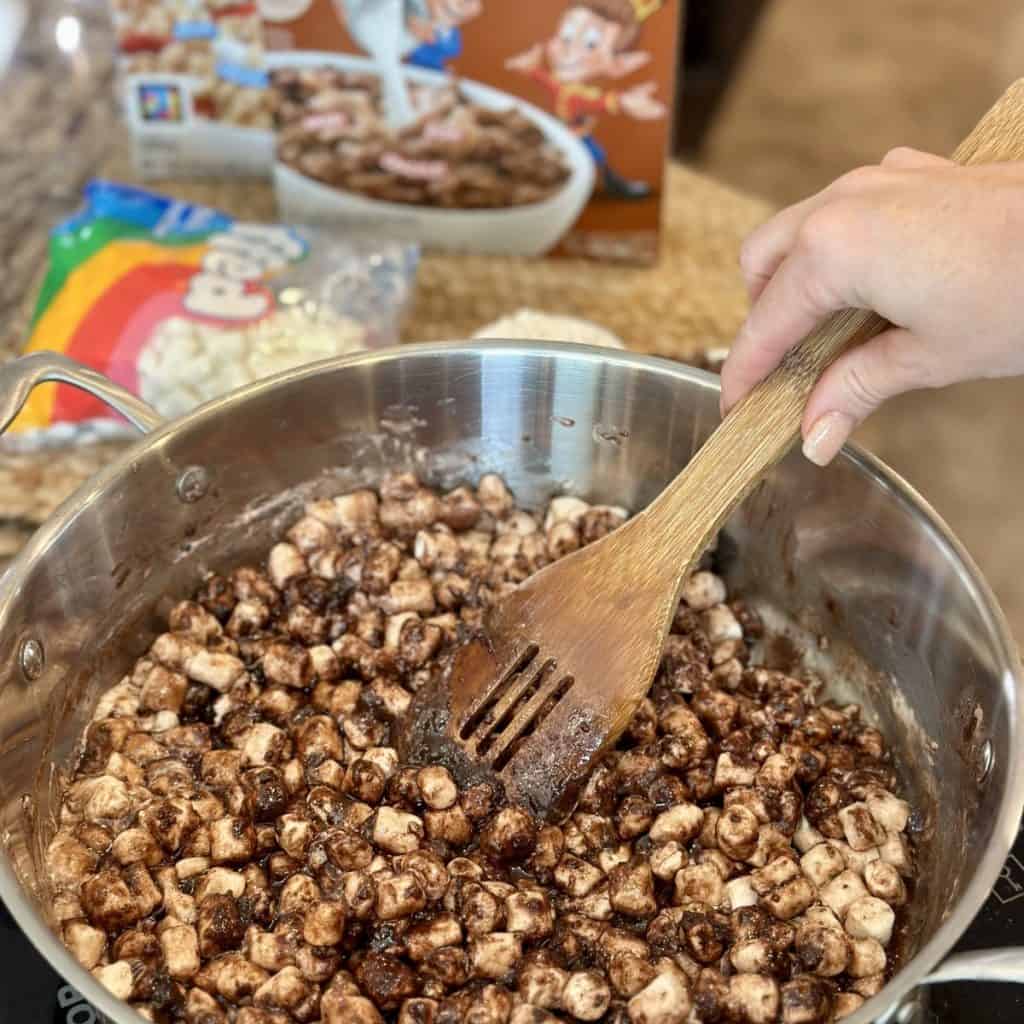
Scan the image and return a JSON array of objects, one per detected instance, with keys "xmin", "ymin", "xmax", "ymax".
[
  {"xmin": 409, "ymin": 0, "xmax": 480, "ymax": 40},
  {"xmin": 620, "ymin": 81, "xmax": 665, "ymax": 120},
  {"xmin": 719, "ymin": 147, "xmax": 1024, "ymax": 464},
  {"xmin": 510, "ymin": 5, "xmax": 652, "ymax": 84},
  {"xmin": 505, "ymin": 43, "xmax": 543, "ymax": 73},
  {"xmin": 431, "ymin": 0, "xmax": 481, "ymax": 26},
  {"xmin": 408, "ymin": 15, "xmax": 435, "ymax": 41}
]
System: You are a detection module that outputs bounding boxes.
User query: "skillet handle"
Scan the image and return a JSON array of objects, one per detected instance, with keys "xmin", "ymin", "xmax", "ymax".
[
  {"xmin": 0, "ymin": 352, "xmax": 163, "ymax": 435},
  {"xmin": 922, "ymin": 947, "xmax": 1024, "ymax": 986}
]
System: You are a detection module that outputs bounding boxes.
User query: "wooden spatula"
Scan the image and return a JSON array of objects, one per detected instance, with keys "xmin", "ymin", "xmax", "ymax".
[{"xmin": 405, "ymin": 79, "xmax": 1024, "ymax": 822}]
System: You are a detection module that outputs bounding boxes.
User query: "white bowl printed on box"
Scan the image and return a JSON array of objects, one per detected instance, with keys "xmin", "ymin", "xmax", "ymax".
[{"xmin": 265, "ymin": 51, "xmax": 596, "ymax": 256}]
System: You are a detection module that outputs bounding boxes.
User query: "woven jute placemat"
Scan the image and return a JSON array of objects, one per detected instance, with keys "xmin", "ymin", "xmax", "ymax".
[
  {"xmin": 95, "ymin": 152, "xmax": 771, "ymax": 359},
  {"xmin": 0, "ymin": 155, "xmax": 771, "ymax": 554}
]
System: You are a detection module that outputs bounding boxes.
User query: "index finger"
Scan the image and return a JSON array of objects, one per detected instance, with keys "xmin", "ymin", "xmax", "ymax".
[{"xmin": 720, "ymin": 216, "xmax": 859, "ymax": 413}]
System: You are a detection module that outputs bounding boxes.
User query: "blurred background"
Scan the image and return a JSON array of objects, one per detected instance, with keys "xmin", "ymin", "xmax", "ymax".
[
  {"xmin": 678, "ymin": 0, "xmax": 1024, "ymax": 638},
  {"xmin": 680, "ymin": 0, "xmax": 1021, "ymax": 199}
]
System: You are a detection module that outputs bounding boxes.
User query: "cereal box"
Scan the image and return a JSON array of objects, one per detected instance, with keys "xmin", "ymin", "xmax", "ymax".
[
  {"xmin": 261, "ymin": 0, "xmax": 680, "ymax": 262},
  {"xmin": 111, "ymin": 1, "xmax": 274, "ymax": 178}
]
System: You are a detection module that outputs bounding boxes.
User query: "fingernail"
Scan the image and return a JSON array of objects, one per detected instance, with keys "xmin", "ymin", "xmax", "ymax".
[{"xmin": 802, "ymin": 411, "xmax": 854, "ymax": 466}]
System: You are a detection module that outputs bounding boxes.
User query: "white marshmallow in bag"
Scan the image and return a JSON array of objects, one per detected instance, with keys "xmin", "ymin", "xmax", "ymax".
[{"xmin": 137, "ymin": 308, "xmax": 367, "ymax": 419}]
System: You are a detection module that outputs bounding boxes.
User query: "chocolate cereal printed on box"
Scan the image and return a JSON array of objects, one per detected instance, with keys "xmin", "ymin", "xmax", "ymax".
[
  {"xmin": 270, "ymin": 68, "xmax": 572, "ymax": 209},
  {"xmin": 261, "ymin": 0, "xmax": 680, "ymax": 261}
]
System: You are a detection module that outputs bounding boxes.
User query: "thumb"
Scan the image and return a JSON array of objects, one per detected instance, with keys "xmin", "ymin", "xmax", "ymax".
[
  {"xmin": 800, "ymin": 326, "xmax": 928, "ymax": 465},
  {"xmin": 880, "ymin": 146, "xmax": 953, "ymax": 169}
]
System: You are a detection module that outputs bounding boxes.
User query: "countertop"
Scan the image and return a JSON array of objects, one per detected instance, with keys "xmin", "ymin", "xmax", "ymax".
[{"xmin": 0, "ymin": 0, "xmax": 771, "ymax": 566}]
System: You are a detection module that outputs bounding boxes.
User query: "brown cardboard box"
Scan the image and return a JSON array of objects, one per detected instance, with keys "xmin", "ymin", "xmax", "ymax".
[{"xmin": 261, "ymin": 0, "xmax": 680, "ymax": 262}]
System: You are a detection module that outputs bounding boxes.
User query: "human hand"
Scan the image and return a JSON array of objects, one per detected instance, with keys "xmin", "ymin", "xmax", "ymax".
[
  {"xmin": 505, "ymin": 44, "xmax": 543, "ymax": 73},
  {"xmin": 620, "ymin": 82, "xmax": 665, "ymax": 120},
  {"xmin": 407, "ymin": 14, "xmax": 435, "ymax": 42},
  {"xmin": 720, "ymin": 148, "xmax": 1024, "ymax": 464}
]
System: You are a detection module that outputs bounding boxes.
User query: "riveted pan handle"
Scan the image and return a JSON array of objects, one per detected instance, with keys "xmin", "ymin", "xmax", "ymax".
[{"xmin": 0, "ymin": 352, "xmax": 163, "ymax": 435}]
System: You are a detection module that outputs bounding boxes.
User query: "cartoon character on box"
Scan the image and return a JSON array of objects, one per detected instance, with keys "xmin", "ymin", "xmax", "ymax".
[
  {"xmin": 506, "ymin": 0, "xmax": 667, "ymax": 199},
  {"xmin": 404, "ymin": 0, "xmax": 482, "ymax": 71}
]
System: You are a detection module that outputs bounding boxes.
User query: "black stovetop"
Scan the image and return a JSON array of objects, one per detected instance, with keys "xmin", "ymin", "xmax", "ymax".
[{"xmin": 2, "ymin": 819, "xmax": 1021, "ymax": 1024}]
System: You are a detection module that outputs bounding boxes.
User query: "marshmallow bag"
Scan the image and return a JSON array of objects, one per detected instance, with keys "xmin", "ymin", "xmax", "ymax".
[{"xmin": 10, "ymin": 180, "xmax": 418, "ymax": 446}]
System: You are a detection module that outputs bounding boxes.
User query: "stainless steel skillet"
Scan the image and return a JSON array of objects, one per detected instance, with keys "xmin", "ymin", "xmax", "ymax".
[{"xmin": 0, "ymin": 345, "xmax": 1019, "ymax": 1023}]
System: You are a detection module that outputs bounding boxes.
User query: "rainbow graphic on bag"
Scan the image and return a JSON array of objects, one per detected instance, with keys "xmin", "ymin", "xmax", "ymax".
[{"xmin": 14, "ymin": 180, "xmax": 311, "ymax": 435}]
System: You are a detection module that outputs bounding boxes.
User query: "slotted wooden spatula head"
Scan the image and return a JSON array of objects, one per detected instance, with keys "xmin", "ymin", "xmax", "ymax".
[
  {"xmin": 405, "ymin": 78, "xmax": 1024, "ymax": 822},
  {"xmin": 407, "ymin": 519, "xmax": 692, "ymax": 820}
]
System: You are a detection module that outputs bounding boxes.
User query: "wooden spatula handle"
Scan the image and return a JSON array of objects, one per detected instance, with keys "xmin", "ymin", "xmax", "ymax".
[
  {"xmin": 953, "ymin": 78, "xmax": 1024, "ymax": 164},
  {"xmin": 641, "ymin": 77, "xmax": 1024, "ymax": 566}
]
